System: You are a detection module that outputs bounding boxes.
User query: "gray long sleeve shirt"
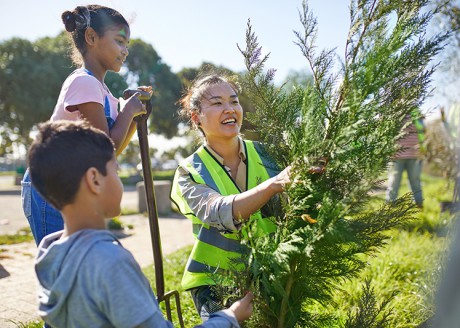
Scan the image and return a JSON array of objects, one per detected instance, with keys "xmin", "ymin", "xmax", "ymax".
[{"xmin": 175, "ymin": 139, "xmax": 248, "ymax": 232}]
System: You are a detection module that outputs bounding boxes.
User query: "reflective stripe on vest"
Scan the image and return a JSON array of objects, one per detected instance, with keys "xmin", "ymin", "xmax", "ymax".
[{"xmin": 170, "ymin": 140, "xmax": 277, "ymax": 290}]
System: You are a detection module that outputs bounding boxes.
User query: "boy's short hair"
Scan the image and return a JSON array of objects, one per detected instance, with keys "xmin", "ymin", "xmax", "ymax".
[{"xmin": 28, "ymin": 120, "xmax": 115, "ymax": 210}]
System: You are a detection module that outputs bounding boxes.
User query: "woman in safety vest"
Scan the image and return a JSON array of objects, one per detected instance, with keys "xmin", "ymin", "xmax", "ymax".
[{"xmin": 170, "ymin": 73, "xmax": 291, "ymax": 321}]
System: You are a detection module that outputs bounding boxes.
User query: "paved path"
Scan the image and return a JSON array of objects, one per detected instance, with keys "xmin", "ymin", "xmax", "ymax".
[{"xmin": 0, "ymin": 178, "xmax": 194, "ymax": 327}]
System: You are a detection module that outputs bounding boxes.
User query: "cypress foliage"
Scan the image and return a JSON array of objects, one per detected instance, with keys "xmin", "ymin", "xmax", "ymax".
[{"xmin": 216, "ymin": 1, "xmax": 449, "ymax": 327}]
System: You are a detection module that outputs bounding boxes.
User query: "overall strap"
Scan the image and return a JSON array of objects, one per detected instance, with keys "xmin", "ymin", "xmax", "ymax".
[{"xmin": 83, "ymin": 69, "xmax": 115, "ymax": 129}]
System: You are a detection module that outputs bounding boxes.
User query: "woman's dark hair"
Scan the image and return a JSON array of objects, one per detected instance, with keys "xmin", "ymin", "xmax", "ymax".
[{"xmin": 61, "ymin": 5, "xmax": 128, "ymax": 65}]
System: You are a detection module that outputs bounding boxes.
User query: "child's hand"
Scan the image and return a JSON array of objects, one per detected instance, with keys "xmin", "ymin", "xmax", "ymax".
[
  {"xmin": 137, "ymin": 85, "xmax": 153, "ymax": 97},
  {"xmin": 227, "ymin": 291, "xmax": 254, "ymax": 322},
  {"xmin": 119, "ymin": 92, "xmax": 147, "ymax": 118}
]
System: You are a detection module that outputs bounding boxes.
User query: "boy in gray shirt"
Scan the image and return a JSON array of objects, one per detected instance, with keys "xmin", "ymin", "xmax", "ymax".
[{"xmin": 29, "ymin": 120, "xmax": 253, "ymax": 328}]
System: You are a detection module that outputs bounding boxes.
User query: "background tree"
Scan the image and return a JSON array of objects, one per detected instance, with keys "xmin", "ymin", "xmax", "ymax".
[
  {"xmin": 0, "ymin": 33, "xmax": 128, "ymax": 155},
  {"xmin": 0, "ymin": 34, "xmax": 184, "ymax": 157},
  {"xmin": 282, "ymin": 69, "xmax": 314, "ymax": 90},
  {"xmin": 430, "ymin": 0, "xmax": 460, "ymax": 204},
  {"xmin": 124, "ymin": 39, "xmax": 182, "ymax": 138},
  {"xmin": 117, "ymin": 139, "xmax": 141, "ymax": 168},
  {"xmin": 0, "ymin": 33, "xmax": 70, "ymax": 155},
  {"xmin": 434, "ymin": 0, "xmax": 460, "ymax": 62},
  {"xmin": 429, "ymin": 0, "xmax": 460, "ymax": 109},
  {"xmin": 104, "ymin": 70, "xmax": 129, "ymax": 98},
  {"xmin": 215, "ymin": 1, "xmax": 448, "ymax": 327}
]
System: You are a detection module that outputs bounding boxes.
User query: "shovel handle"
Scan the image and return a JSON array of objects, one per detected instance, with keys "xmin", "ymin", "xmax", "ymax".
[
  {"xmin": 123, "ymin": 89, "xmax": 152, "ymax": 102},
  {"xmin": 123, "ymin": 89, "xmax": 184, "ymax": 327},
  {"xmin": 123, "ymin": 89, "xmax": 153, "ymax": 123}
]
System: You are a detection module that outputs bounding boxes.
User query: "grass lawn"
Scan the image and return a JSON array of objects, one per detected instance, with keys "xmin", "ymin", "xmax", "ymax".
[
  {"xmin": 324, "ymin": 173, "xmax": 454, "ymax": 327},
  {"xmin": 143, "ymin": 245, "xmax": 202, "ymax": 327},
  {"xmin": 0, "ymin": 227, "xmax": 34, "ymax": 245}
]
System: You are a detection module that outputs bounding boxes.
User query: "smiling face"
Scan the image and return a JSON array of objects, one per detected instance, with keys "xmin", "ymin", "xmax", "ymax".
[
  {"xmin": 94, "ymin": 25, "xmax": 130, "ymax": 72},
  {"xmin": 193, "ymin": 82, "xmax": 243, "ymax": 142}
]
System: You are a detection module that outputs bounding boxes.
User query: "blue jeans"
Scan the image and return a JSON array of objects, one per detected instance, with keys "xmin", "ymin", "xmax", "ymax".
[
  {"xmin": 21, "ymin": 169, "xmax": 63, "ymax": 245},
  {"xmin": 386, "ymin": 159, "xmax": 423, "ymax": 206}
]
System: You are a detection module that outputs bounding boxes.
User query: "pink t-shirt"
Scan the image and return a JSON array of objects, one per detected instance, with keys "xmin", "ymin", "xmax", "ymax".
[{"xmin": 50, "ymin": 69, "xmax": 119, "ymax": 122}]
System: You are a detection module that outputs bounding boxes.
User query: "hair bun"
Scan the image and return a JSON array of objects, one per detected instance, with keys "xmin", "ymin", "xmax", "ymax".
[
  {"xmin": 61, "ymin": 11, "xmax": 77, "ymax": 32},
  {"xmin": 74, "ymin": 6, "xmax": 91, "ymax": 30},
  {"xmin": 61, "ymin": 6, "xmax": 90, "ymax": 32}
]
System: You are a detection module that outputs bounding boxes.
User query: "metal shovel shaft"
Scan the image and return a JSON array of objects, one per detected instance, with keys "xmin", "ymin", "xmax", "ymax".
[
  {"xmin": 125, "ymin": 88, "xmax": 184, "ymax": 327},
  {"xmin": 137, "ymin": 116, "xmax": 185, "ymax": 327},
  {"xmin": 123, "ymin": 88, "xmax": 166, "ymax": 298},
  {"xmin": 137, "ymin": 120, "xmax": 165, "ymax": 298},
  {"xmin": 123, "ymin": 89, "xmax": 184, "ymax": 328}
]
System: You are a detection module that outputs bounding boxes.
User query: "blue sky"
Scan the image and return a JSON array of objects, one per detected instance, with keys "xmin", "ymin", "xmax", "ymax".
[
  {"xmin": 0, "ymin": 0, "xmax": 350, "ymax": 83},
  {"xmin": 0, "ymin": 0, "xmax": 451, "ymax": 116}
]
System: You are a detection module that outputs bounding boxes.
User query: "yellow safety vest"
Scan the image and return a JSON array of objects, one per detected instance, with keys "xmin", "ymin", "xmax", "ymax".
[{"xmin": 170, "ymin": 140, "xmax": 277, "ymax": 290}]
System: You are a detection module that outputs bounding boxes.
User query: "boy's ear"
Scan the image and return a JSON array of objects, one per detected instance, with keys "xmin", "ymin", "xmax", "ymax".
[
  {"xmin": 85, "ymin": 28, "xmax": 97, "ymax": 46},
  {"xmin": 84, "ymin": 167, "xmax": 102, "ymax": 194}
]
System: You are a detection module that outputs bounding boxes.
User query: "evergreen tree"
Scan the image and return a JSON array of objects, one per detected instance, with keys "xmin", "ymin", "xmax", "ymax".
[{"xmin": 214, "ymin": 1, "xmax": 448, "ymax": 327}]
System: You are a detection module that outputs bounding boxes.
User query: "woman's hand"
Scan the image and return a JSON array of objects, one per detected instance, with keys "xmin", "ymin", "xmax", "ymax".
[
  {"xmin": 273, "ymin": 159, "xmax": 326, "ymax": 193},
  {"xmin": 273, "ymin": 166, "xmax": 291, "ymax": 193}
]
